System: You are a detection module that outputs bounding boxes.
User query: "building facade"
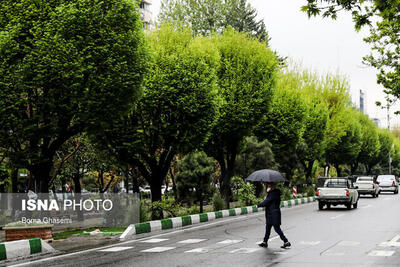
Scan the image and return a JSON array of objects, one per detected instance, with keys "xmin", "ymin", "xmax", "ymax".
[{"xmin": 139, "ymin": 0, "xmax": 152, "ymax": 29}]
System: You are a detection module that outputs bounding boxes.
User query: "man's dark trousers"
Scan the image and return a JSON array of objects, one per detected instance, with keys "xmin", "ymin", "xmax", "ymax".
[{"xmin": 264, "ymin": 223, "xmax": 288, "ymax": 243}]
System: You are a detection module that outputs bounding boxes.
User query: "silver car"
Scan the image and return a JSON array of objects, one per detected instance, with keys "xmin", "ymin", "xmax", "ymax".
[
  {"xmin": 354, "ymin": 176, "xmax": 380, "ymax": 197},
  {"xmin": 377, "ymin": 175, "xmax": 399, "ymax": 194}
]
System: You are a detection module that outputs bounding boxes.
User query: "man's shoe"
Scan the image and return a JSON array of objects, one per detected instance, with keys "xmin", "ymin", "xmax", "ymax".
[
  {"xmin": 258, "ymin": 241, "xmax": 268, "ymax": 248},
  {"xmin": 281, "ymin": 242, "xmax": 291, "ymax": 249}
]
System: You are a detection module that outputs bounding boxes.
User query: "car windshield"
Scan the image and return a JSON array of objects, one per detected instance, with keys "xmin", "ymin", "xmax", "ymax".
[
  {"xmin": 377, "ymin": 175, "xmax": 395, "ymax": 181},
  {"xmin": 357, "ymin": 177, "xmax": 373, "ymax": 182},
  {"xmin": 324, "ymin": 179, "xmax": 348, "ymax": 188}
]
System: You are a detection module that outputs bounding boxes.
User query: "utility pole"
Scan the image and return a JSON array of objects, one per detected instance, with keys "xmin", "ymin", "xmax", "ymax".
[{"xmin": 388, "ymin": 103, "xmax": 392, "ymax": 174}]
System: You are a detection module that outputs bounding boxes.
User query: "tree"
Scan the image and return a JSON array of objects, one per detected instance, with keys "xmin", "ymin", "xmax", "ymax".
[
  {"xmin": 255, "ymin": 76, "xmax": 308, "ymax": 181},
  {"xmin": 235, "ymin": 136, "xmax": 276, "ymax": 178},
  {"xmin": 158, "ymin": 0, "xmax": 269, "ymax": 42},
  {"xmin": 327, "ymin": 109, "xmax": 363, "ymax": 176},
  {"xmin": 302, "ymin": 1, "xmax": 400, "ymax": 100},
  {"xmin": 98, "ymin": 25, "xmax": 220, "ymax": 219},
  {"xmin": 0, "ymin": 0, "xmax": 146, "ymax": 192},
  {"xmin": 176, "ymin": 151, "xmax": 214, "ymax": 213},
  {"xmin": 235, "ymin": 136, "xmax": 276, "ymax": 197},
  {"xmin": 206, "ymin": 29, "xmax": 278, "ymax": 208},
  {"xmin": 377, "ymin": 129, "xmax": 394, "ymax": 174},
  {"xmin": 351, "ymin": 113, "xmax": 380, "ymax": 174}
]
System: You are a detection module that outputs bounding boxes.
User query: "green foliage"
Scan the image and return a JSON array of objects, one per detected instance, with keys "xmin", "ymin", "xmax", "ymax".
[
  {"xmin": 235, "ymin": 136, "xmax": 276, "ymax": 178},
  {"xmin": 151, "ymin": 196, "xmax": 180, "ymax": 219},
  {"xmin": 176, "ymin": 151, "xmax": 214, "ymax": 211},
  {"xmin": 0, "ymin": 0, "xmax": 146, "ymax": 192},
  {"xmin": 231, "ymin": 176, "xmax": 257, "ymax": 206},
  {"xmin": 158, "ymin": 0, "xmax": 269, "ymax": 42},
  {"xmin": 255, "ymin": 74, "xmax": 308, "ymax": 179},
  {"xmin": 206, "ymin": 28, "xmax": 278, "ymax": 205},
  {"xmin": 140, "ymin": 200, "xmax": 151, "ymax": 223},
  {"xmin": 212, "ymin": 191, "xmax": 225, "ymax": 211}
]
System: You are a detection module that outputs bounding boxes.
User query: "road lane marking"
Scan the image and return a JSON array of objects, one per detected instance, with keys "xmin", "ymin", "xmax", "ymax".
[
  {"xmin": 177, "ymin": 239, "xmax": 207, "ymax": 244},
  {"xmin": 140, "ymin": 238, "xmax": 169, "ymax": 243},
  {"xmin": 379, "ymin": 235, "xmax": 400, "ymax": 247},
  {"xmin": 229, "ymin": 248, "xmax": 262, "ymax": 254},
  {"xmin": 368, "ymin": 250, "xmax": 395, "ymax": 257},
  {"xmin": 184, "ymin": 248, "xmax": 209, "ymax": 253},
  {"xmin": 361, "ymin": 204, "xmax": 372, "ymax": 209},
  {"xmin": 140, "ymin": 247, "xmax": 175, "ymax": 253},
  {"xmin": 98, "ymin": 247, "xmax": 133, "ymax": 252},
  {"xmin": 217, "ymin": 239, "xmax": 243, "ymax": 244},
  {"xmin": 330, "ymin": 214, "xmax": 345, "ymax": 220},
  {"xmin": 300, "ymin": 241, "xmax": 320, "ymax": 246}
]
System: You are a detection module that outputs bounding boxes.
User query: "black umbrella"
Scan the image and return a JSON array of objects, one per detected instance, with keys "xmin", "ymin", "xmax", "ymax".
[{"xmin": 246, "ymin": 169, "xmax": 287, "ymax": 183}]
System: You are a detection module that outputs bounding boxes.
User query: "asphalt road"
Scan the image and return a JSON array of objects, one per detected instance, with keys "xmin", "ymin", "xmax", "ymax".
[{"xmin": 9, "ymin": 192, "xmax": 400, "ymax": 267}]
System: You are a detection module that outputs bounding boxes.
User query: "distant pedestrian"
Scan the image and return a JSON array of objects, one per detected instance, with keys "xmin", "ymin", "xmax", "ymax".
[{"xmin": 257, "ymin": 182, "xmax": 291, "ymax": 249}]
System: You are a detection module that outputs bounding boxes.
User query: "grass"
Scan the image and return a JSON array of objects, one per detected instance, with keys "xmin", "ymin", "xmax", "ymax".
[{"xmin": 53, "ymin": 227, "xmax": 126, "ymax": 240}]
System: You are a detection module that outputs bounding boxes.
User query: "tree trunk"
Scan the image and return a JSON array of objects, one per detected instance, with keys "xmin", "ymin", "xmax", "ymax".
[
  {"xmin": 170, "ymin": 167, "xmax": 178, "ymax": 200},
  {"xmin": 11, "ymin": 168, "xmax": 18, "ymax": 193},
  {"xmin": 334, "ymin": 164, "xmax": 341, "ymax": 177},
  {"xmin": 303, "ymin": 161, "xmax": 314, "ymax": 185},
  {"xmin": 350, "ymin": 162, "xmax": 358, "ymax": 175},
  {"xmin": 72, "ymin": 173, "xmax": 84, "ymax": 222},
  {"xmin": 31, "ymin": 161, "xmax": 53, "ymax": 193}
]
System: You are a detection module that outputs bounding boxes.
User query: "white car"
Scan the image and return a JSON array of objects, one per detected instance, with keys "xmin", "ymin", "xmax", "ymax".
[
  {"xmin": 377, "ymin": 175, "xmax": 399, "ymax": 194},
  {"xmin": 354, "ymin": 176, "xmax": 380, "ymax": 198},
  {"xmin": 316, "ymin": 178, "xmax": 359, "ymax": 210}
]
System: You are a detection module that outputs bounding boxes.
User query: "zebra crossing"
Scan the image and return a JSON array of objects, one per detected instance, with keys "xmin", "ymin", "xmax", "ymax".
[{"xmin": 97, "ymin": 236, "xmax": 400, "ymax": 258}]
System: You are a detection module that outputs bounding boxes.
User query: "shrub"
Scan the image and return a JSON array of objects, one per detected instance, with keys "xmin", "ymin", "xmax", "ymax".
[
  {"xmin": 238, "ymin": 183, "xmax": 258, "ymax": 206},
  {"xmin": 140, "ymin": 200, "xmax": 150, "ymax": 222},
  {"xmin": 303, "ymin": 186, "xmax": 316, "ymax": 197},
  {"xmin": 212, "ymin": 191, "xmax": 225, "ymax": 211},
  {"xmin": 151, "ymin": 196, "xmax": 180, "ymax": 219}
]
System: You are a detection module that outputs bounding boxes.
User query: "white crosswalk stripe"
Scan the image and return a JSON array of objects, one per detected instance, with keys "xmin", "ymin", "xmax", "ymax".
[
  {"xmin": 98, "ymin": 247, "xmax": 134, "ymax": 252},
  {"xmin": 178, "ymin": 239, "xmax": 207, "ymax": 244},
  {"xmin": 229, "ymin": 248, "xmax": 262, "ymax": 254},
  {"xmin": 368, "ymin": 250, "xmax": 395, "ymax": 257},
  {"xmin": 184, "ymin": 248, "xmax": 209, "ymax": 253},
  {"xmin": 217, "ymin": 239, "xmax": 243, "ymax": 244},
  {"xmin": 140, "ymin": 238, "xmax": 169, "ymax": 243},
  {"xmin": 141, "ymin": 247, "xmax": 176, "ymax": 253}
]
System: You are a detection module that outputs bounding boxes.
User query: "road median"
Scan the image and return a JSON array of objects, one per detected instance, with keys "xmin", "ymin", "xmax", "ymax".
[
  {"xmin": 0, "ymin": 238, "xmax": 55, "ymax": 262},
  {"xmin": 120, "ymin": 196, "xmax": 316, "ymax": 239}
]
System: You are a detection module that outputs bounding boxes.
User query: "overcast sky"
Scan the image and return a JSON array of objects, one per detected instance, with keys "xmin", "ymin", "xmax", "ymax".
[{"xmin": 150, "ymin": 0, "xmax": 400, "ymax": 128}]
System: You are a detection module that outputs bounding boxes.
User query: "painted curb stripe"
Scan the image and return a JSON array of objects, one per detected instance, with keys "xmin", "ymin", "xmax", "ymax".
[
  {"xmin": 246, "ymin": 206, "xmax": 252, "ymax": 214},
  {"xmin": 161, "ymin": 219, "xmax": 173, "ymax": 230},
  {"xmin": 190, "ymin": 214, "xmax": 200, "ymax": 224},
  {"xmin": 150, "ymin": 221, "xmax": 162, "ymax": 231},
  {"xmin": 229, "ymin": 209, "xmax": 236, "ymax": 216},
  {"xmin": 135, "ymin": 222, "xmax": 151, "ymax": 234},
  {"xmin": 0, "ymin": 243, "xmax": 6, "ymax": 261},
  {"xmin": 29, "ymin": 238, "xmax": 42, "ymax": 254},
  {"xmin": 222, "ymin": 210, "xmax": 230, "ymax": 217},
  {"xmin": 181, "ymin": 216, "xmax": 192, "ymax": 226},
  {"xmin": 215, "ymin": 211, "xmax": 223, "ymax": 219},
  {"xmin": 199, "ymin": 214, "xmax": 208, "ymax": 223},
  {"xmin": 207, "ymin": 212, "xmax": 216, "ymax": 221},
  {"xmin": 171, "ymin": 217, "xmax": 182, "ymax": 228}
]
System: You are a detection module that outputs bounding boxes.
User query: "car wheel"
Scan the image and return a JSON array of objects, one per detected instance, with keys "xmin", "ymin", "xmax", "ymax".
[
  {"xmin": 318, "ymin": 202, "xmax": 324, "ymax": 210},
  {"xmin": 326, "ymin": 204, "xmax": 331, "ymax": 209},
  {"xmin": 346, "ymin": 203, "xmax": 352, "ymax": 210},
  {"xmin": 353, "ymin": 201, "xmax": 358, "ymax": 209}
]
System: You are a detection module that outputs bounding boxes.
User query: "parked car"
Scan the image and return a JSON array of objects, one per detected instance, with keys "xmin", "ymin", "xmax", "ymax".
[
  {"xmin": 376, "ymin": 175, "xmax": 399, "ymax": 194},
  {"xmin": 316, "ymin": 177, "xmax": 359, "ymax": 210},
  {"xmin": 354, "ymin": 176, "xmax": 380, "ymax": 197}
]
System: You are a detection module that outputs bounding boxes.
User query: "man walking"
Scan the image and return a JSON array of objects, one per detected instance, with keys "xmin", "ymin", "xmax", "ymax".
[{"xmin": 257, "ymin": 182, "xmax": 291, "ymax": 248}]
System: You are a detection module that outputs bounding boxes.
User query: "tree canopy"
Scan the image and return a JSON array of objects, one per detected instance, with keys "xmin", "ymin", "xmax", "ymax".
[{"xmin": 0, "ymin": 0, "xmax": 146, "ymax": 192}]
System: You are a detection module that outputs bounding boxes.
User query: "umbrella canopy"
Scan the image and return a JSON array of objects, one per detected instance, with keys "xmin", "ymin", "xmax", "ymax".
[{"xmin": 246, "ymin": 169, "xmax": 287, "ymax": 183}]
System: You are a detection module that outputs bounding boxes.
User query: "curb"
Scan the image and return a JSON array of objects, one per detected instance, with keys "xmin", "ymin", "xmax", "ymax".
[
  {"xmin": 0, "ymin": 238, "xmax": 55, "ymax": 261},
  {"xmin": 120, "ymin": 196, "xmax": 316, "ymax": 239}
]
